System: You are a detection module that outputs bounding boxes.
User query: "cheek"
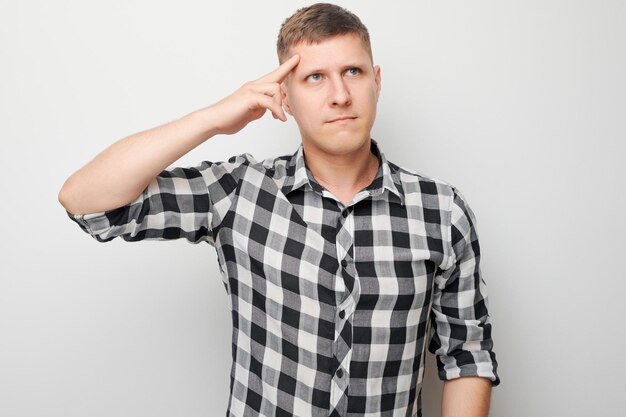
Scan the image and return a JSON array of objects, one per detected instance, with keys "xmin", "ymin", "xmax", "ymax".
[
  {"xmin": 292, "ymin": 91, "xmax": 314, "ymax": 109},
  {"xmin": 291, "ymin": 94, "xmax": 321, "ymax": 119}
]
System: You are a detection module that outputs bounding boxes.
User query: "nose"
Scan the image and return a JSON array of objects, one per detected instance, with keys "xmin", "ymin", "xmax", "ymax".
[{"xmin": 329, "ymin": 76, "xmax": 351, "ymax": 107}]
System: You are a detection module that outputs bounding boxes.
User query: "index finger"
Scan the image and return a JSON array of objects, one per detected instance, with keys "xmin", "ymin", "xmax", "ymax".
[{"xmin": 257, "ymin": 54, "xmax": 300, "ymax": 83}]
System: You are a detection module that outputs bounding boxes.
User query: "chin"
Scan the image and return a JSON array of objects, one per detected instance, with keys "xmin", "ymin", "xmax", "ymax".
[{"xmin": 309, "ymin": 134, "xmax": 370, "ymax": 156}]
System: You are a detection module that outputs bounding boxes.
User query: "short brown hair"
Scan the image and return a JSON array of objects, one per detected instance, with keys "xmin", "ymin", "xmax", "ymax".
[{"xmin": 277, "ymin": 3, "xmax": 372, "ymax": 63}]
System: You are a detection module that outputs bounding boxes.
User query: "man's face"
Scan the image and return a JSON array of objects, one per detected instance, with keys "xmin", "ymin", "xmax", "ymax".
[{"xmin": 281, "ymin": 34, "xmax": 381, "ymax": 157}]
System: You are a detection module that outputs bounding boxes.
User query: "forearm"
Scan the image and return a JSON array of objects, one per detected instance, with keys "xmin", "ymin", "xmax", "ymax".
[
  {"xmin": 441, "ymin": 376, "xmax": 492, "ymax": 417},
  {"xmin": 59, "ymin": 106, "xmax": 220, "ymax": 215}
]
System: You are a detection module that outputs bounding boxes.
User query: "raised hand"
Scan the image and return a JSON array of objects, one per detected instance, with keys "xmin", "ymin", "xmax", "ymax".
[{"xmin": 208, "ymin": 54, "xmax": 300, "ymax": 135}]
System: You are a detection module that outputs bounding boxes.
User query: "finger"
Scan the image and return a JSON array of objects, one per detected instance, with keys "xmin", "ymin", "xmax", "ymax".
[
  {"xmin": 257, "ymin": 54, "xmax": 300, "ymax": 84},
  {"xmin": 250, "ymin": 83, "xmax": 284, "ymax": 118},
  {"xmin": 257, "ymin": 95, "xmax": 287, "ymax": 122},
  {"xmin": 247, "ymin": 83, "xmax": 283, "ymax": 117},
  {"xmin": 249, "ymin": 82, "xmax": 282, "ymax": 99}
]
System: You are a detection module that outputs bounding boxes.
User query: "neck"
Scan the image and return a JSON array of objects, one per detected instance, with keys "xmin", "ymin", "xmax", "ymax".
[{"xmin": 302, "ymin": 139, "xmax": 380, "ymax": 204}]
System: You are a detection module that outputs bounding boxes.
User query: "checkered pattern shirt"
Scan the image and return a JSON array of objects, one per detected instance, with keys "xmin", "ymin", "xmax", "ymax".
[{"xmin": 67, "ymin": 139, "xmax": 500, "ymax": 417}]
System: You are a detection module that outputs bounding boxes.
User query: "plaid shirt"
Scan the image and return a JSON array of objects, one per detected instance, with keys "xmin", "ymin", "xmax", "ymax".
[{"xmin": 67, "ymin": 139, "xmax": 500, "ymax": 417}]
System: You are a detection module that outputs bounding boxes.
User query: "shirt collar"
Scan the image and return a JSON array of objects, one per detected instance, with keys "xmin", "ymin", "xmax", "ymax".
[{"xmin": 280, "ymin": 138, "xmax": 405, "ymax": 205}]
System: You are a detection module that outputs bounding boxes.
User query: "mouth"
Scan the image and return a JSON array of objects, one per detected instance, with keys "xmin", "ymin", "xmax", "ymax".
[{"xmin": 327, "ymin": 116, "xmax": 357, "ymax": 123}]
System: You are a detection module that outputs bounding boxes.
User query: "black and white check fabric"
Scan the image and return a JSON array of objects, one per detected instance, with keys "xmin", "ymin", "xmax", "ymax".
[{"xmin": 67, "ymin": 139, "xmax": 500, "ymax": 417}]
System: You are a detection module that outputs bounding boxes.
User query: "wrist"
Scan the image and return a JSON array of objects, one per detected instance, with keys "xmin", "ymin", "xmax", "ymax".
[{"xmin": 186, "ymin": 105, "xmax": 222, "ymax": 139}]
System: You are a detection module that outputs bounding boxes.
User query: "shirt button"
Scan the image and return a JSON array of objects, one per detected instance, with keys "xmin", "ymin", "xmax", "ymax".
[
  {"xmin": 341, "ymin": 260, "xmax": 348, "ymax": 268},
  {"xmin": 342, "ymin": 210, "xmax": 349, "ymax": 218},
  {"xmin": 339, "ymin": 310, "xmax": 345, "ymax": 319},
  {"xmin": 336, "ymin": 368, "xmax": 344, "ymax": 378}
]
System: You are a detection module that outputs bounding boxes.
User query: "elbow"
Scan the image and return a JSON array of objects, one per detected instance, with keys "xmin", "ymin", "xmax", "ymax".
[{"xmin": 58, "ymin": 179, "xmax": 78, "ymax": 215}]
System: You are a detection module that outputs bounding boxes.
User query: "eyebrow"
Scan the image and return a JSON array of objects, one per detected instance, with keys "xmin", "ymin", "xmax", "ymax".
[{"xmin": 298, "ymin": 63, "xmax": 367, "ymax": 74}]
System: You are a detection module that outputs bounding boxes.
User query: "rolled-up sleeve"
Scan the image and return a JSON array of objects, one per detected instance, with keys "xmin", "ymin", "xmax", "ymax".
[
  {"xmin": 428, "ymin": 186, "xmax": 500, "ymax": 386},
  {"xmin": 66, "ymin": 154, "xmax": 252, "ymax": 246}
]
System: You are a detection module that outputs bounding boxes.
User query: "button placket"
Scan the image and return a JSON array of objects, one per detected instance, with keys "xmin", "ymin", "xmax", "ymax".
[{"xmin": 329, "ymin": 206, "xmax": 359, "ymax": 414}]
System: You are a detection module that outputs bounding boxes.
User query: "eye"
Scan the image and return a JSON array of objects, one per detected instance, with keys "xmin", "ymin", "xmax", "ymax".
[
  {"xmin": 345, "ymin": 68, "xmax": 361, "ymax": 76},
  {"xmin": 307, "ymin": 73, "xmax": 322, "ymax": 82}
]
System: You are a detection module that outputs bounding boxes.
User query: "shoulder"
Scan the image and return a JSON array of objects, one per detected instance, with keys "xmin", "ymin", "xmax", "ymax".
[
  {"xmin": 386, "ymin": 160, "xmax": 477, "ymax": 225},
  {"xmin": 388, "ymin": 159, "xmax": 458, "ymax": 201},
  {"xmin": 200, "ymin": 152, "xmax": 297, "ymax": 188},
  {"xmin": 195, "ymin": 152, "xmax": 290, "ymax": 176}
]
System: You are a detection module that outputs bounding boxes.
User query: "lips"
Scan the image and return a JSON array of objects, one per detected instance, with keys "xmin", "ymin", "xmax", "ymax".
[{"xmin": 327, "ymin": 116, "xmax": 357, "ymax": 123}]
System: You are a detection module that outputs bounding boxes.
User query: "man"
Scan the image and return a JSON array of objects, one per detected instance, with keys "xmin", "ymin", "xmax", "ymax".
[{"xmin": 59, "ymin": 3, "xmax": 500, "ymax": 417}]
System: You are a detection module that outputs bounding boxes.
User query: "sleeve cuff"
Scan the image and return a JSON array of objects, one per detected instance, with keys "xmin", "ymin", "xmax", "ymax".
[
  {"xmin": 65, "ymin": 209, "xmax": 113, "ymax": 242},
  {"xmin": 436, "ymin": 351, "xmax": 501, "ymax": 386}
]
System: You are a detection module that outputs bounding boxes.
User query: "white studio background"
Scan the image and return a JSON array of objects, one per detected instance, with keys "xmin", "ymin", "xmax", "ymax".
[{"xmin": 1, "ymin": 1, "xmax": 624, "ymax": 416}]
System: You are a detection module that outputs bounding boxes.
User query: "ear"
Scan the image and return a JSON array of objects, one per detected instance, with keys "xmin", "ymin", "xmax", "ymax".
[
  {"xmin": 280, "ymin": 83, "xmax": 293, "ymax": 115},
  {"xmin": 373, "ymin": 65, "xmax": 381, "ymax": 100}
]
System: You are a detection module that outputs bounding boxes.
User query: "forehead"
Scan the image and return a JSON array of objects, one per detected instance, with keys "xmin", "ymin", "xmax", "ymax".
[{"xmin": 289, "ymin": 34, "xmax": 372, "ymax": 72}]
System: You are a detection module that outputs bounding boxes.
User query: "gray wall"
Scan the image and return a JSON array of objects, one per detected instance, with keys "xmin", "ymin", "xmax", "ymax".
[{"xmin": 1, "ymin": 1, "xmax": 624, "ymax": 416}]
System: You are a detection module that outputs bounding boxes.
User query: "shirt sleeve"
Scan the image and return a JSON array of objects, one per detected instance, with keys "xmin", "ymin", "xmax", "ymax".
[
  {"xmin": 428, "ymin": 186, "xmax": 501, "ymax": 386},
  {"xmin": 65, "ymin": 153, "xmax": 253, "ymax": 246}
]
